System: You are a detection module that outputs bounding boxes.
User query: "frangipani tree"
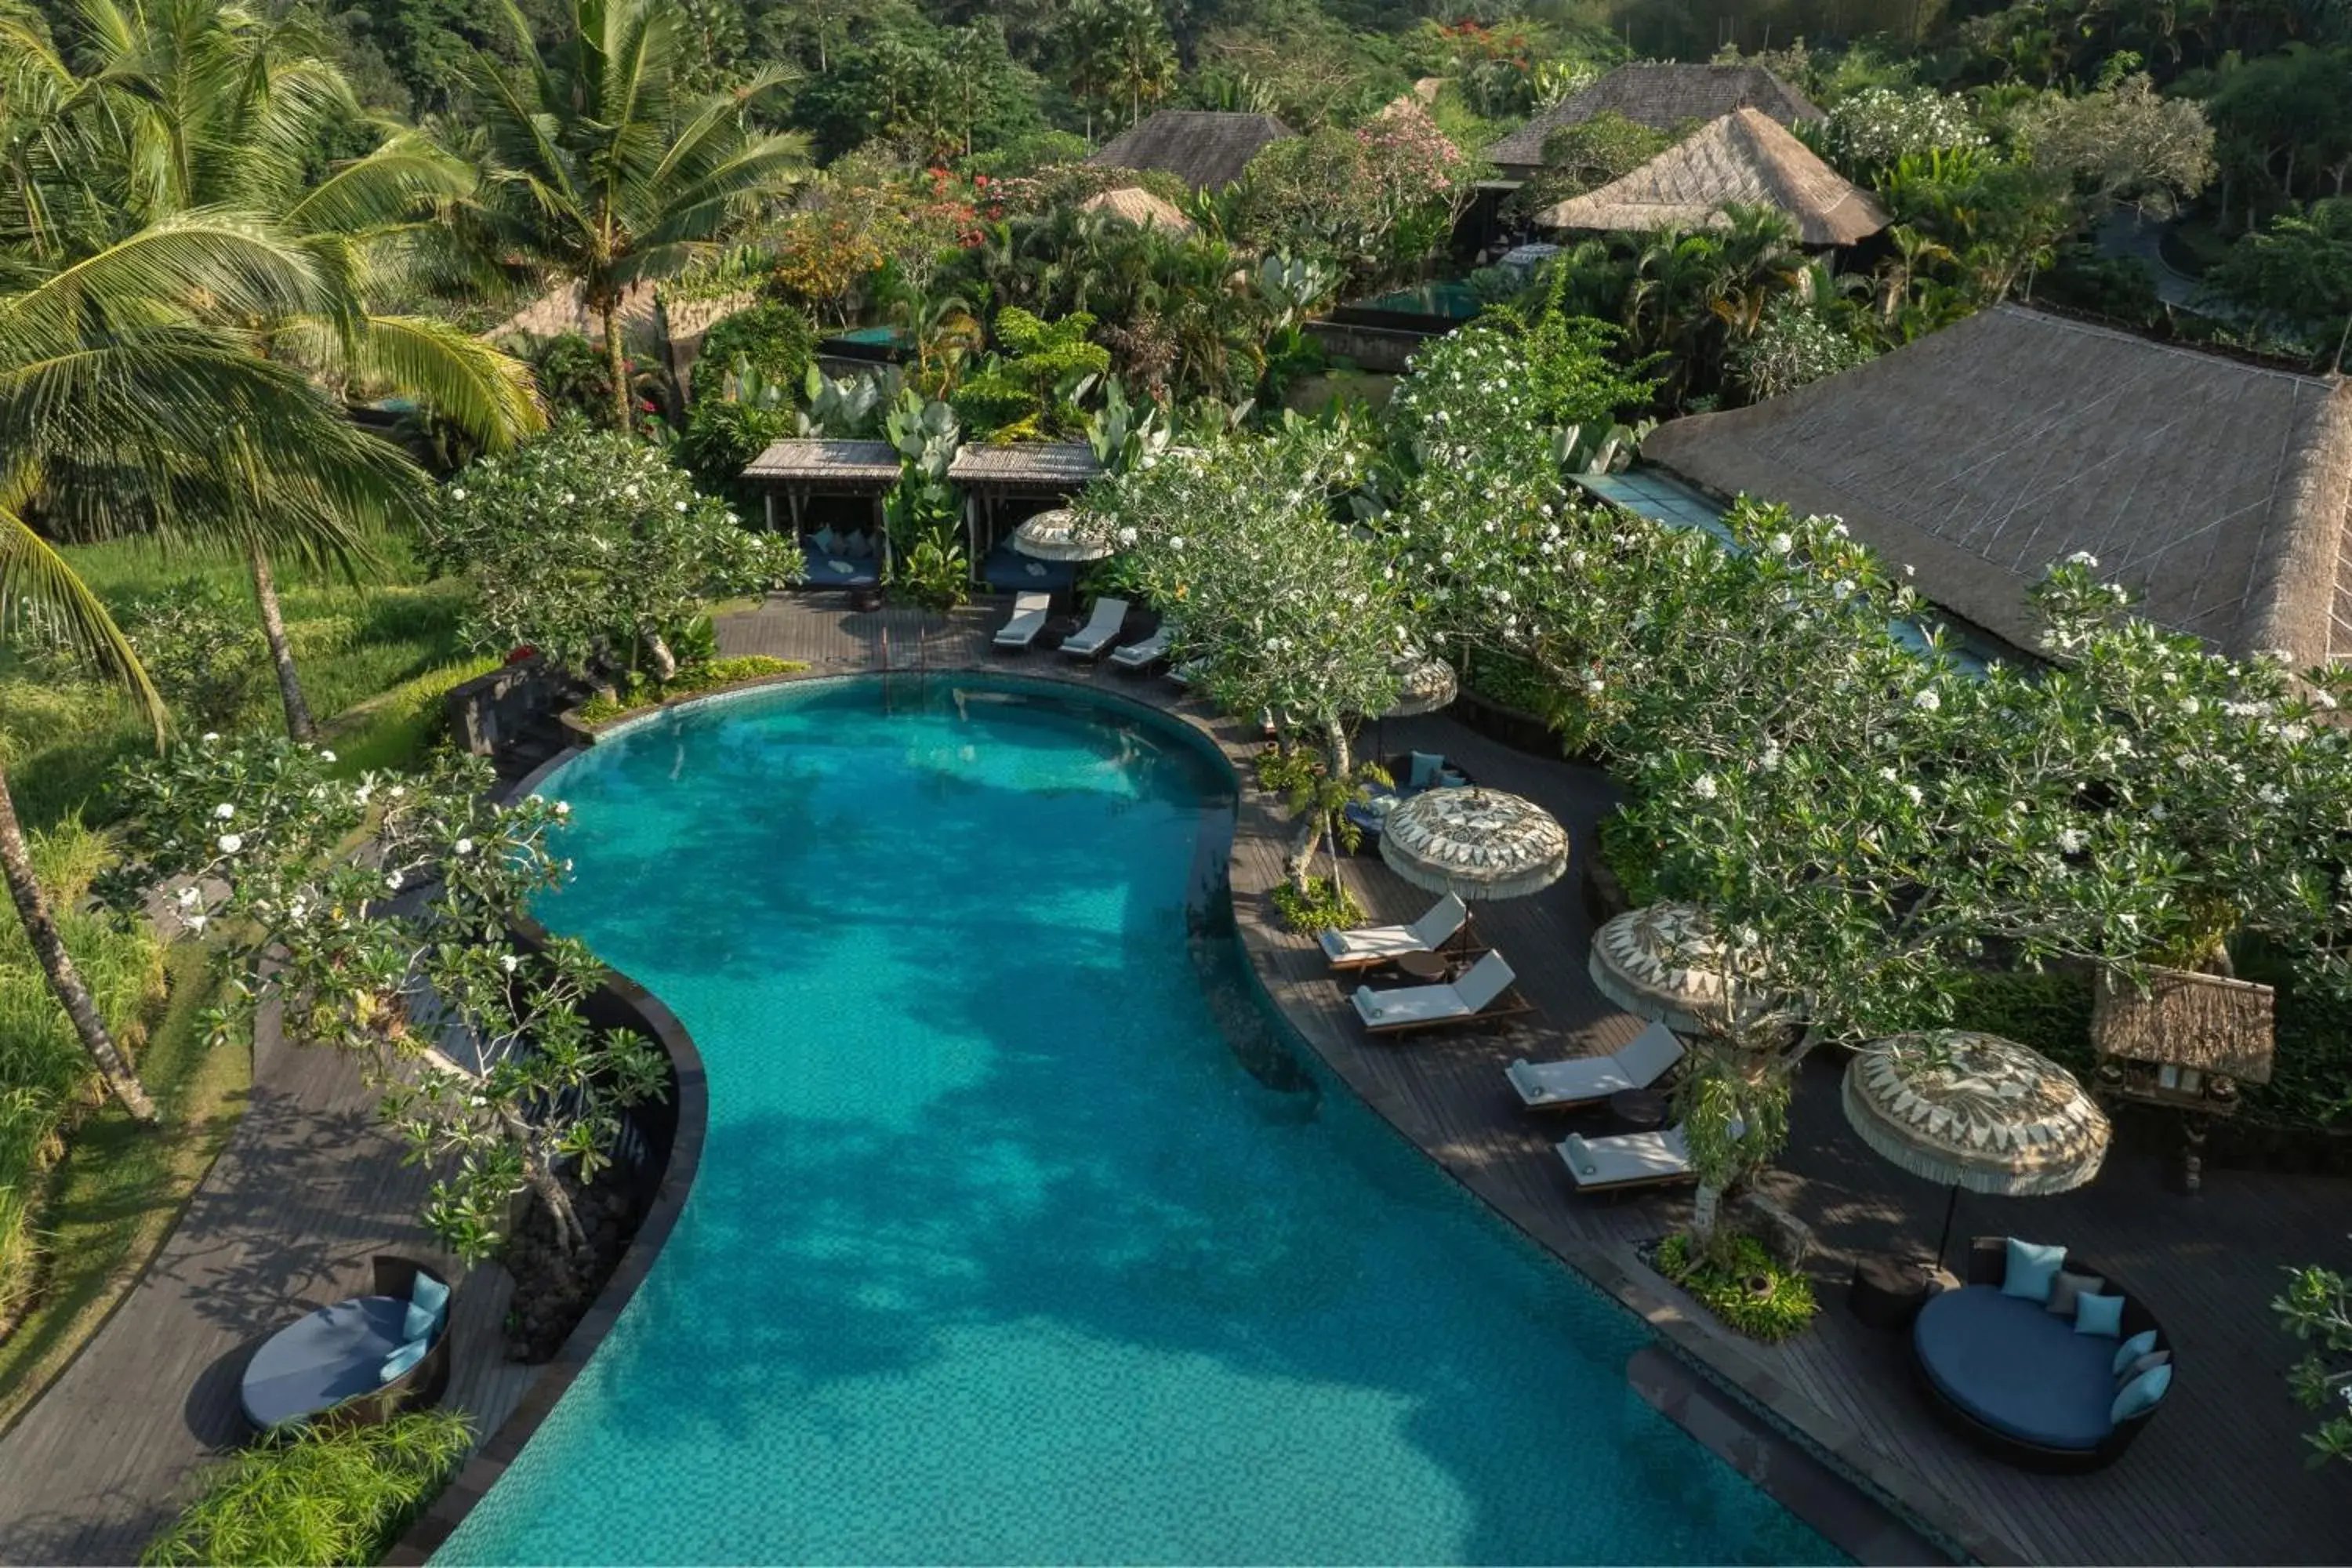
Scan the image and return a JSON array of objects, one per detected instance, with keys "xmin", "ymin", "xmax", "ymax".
[
  {"xmin": 430, "ymin": 422, "xmax": 798, "ymax": 681},
  {"xmin": 1078, "ymin": 420, "xmax": 1413, "ymax": 887},
  {"xmin": 107, "ymin": 740, "xmax": 669, "ymax": 1282}
]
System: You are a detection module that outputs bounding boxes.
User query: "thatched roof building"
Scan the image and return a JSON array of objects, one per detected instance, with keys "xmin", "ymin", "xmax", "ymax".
[
  {"xmin": 1087, "ymin": 111, "xmax": 1294, "ymax": 191},
  {"xmin": 1534, "ymin": 108, "xmax": 1887, "ymax": 246},
  {"xmin": 1642, "ymin": 305, "xmax": 2352, "ymax": 666},
  {"xmin": 947, "ymin": 443, "xmax": 1102, "ymax": 493},
  {"xmin": 1076, "ymin": 185, "xmax": 1195, "ymax": 235},
  {"xmin": 1486, "ymin": 64, "xmax": 1821, "ymax": 180},
  {"xmin": 742, "ymin": 439, "xmax": 902, "ymax": 492},
  {"xmin": 2092, "ymin": 967, "xmax": 2276, "ymax": 1086}
]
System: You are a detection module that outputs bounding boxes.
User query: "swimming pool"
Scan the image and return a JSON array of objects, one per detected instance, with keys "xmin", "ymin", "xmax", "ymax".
[{"xmin": 434, "ymin": 677, "xmax": 1832, "ymax": 1565}]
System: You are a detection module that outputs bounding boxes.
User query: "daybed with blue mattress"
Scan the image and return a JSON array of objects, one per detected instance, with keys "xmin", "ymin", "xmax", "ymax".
[
  {"xmin": 800, "ymin": 528, "xmax": 883, "ymax": 589},
  {"xmin": 980, "ymin": 542, "xmax": 1076, "ymax": 596},
  {"xmin": 1911, "ymin": 1236, "xmax": 2173, "ymax": 1472},
  {"xmin": 238, "ymin": 1255, "xmax": 454, "ymax": 1431}
]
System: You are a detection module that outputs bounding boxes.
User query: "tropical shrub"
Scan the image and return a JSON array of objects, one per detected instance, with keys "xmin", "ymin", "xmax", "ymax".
[
  {"xmin": 693, "ymin": 303, "xmax": 818, "ymax": 400},
  {"xmin": 141, "ymin": 1411, "xmax": 474, "ymax": 1566},
  {"xmin": 2276, "ymin": 1259, "xmax": 2352, "ymax": 1466},
  {"xmin": 950, "ymin": 309, "xmax": 1112, "ymax": 439},
  {"xmin": 2204, "ymin": 200, "xmax": 2352, "ymax": 354},
  {"xmin": 113, "ymin": 579, "xmax": 263, "ymax": 731},
  {"xmin": 428, "ymin": 421, "xmax": 799, "ymax": 681},
  {"xmin": 1270, "ymin": 875, "xmax": 1365, "ymax": 935},
  {"xmin": 1232, "ymin": 107, "xmax": 1472, "ymax": 289},
  {"xmin": 1819, "ymin": 86, "xmax": 1987, "ymax": 175},
  {"xmin": 574, "ymin": 655, "xmax": 803, "ymax": 724},
  {"xmin": 1657, "ymin": 1232, "xmax": 1819, "ymax": 1343},
  {"xmin": 1724, "ymin": 299, "xmax": 1881, "ymax": 401}
]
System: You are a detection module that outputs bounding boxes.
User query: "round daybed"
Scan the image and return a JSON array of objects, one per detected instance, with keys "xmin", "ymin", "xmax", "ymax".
[
  {"xmin": 239, "ymin": 1256, "xmax": 454, "ymax": 1430},
  {"xmin": 1911, "ymin": 1237, "xmax": 2170, "ymax": 1473}
]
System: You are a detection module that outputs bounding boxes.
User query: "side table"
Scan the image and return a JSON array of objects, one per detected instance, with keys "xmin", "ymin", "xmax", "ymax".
[
  {"xmin": 1849, "ymin": 1254, "xmax": 1938, "ymax": 1330},
  {"xmin": 1392, "ymin": 949, "xmax": 1449, "ymax": 983},
  {"xmin": 1607, "ymin": 1087, "xmax": 1668, "ymax": 1134}
]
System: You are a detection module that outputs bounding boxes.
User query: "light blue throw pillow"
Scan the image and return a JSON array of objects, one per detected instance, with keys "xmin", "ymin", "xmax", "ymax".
[
  {"xmin": 409, "ymin": 1269, "xmax": 451, "ymax": 1332},
  {"xmin": 402, "ymin": 1300, "xmax": 437, "ymax": 1341},
  {"xmin": 2073, "ymin": 1290, "xmax": 2126, "ymax": 1338},
  {"xmin": 2000, "ymin": 1237, "xmax": 2067, "ymax": 1303},
  {"xmin": 2110, "ymin": 1362, "xmax": 2173, "ymax": 1422},
  {"xmin": 379, "ymin": 1334, "xmax": 430, "ymax": 1385},
  {"xmin": 2111, "ymin": 1329, "xmax": 2159, "ymax": 1376},
  {"xmin": 1409, "ymin": 751, "xmax": 1445, "ymax": 790}
]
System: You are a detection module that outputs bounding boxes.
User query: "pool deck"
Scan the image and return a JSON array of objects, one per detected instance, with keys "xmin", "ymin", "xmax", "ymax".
[
  {"xmin": 717, "ymin": 595, "xmax": 2352, "ymax": 1567},
  {"xmin": 0, "ymin": 992, "xmax": 539, "ymax": 1566}
]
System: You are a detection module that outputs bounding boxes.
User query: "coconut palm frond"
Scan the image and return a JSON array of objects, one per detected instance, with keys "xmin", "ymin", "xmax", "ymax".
[{"xmin": 0, "ymin": 507, "xmax": 162, "ymax": 731}]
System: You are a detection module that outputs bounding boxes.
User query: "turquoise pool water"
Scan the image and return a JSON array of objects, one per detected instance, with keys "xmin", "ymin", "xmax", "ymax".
[{"xmin": 435, "ymin": 677, "xmax": 1833, "ymax": 1566}]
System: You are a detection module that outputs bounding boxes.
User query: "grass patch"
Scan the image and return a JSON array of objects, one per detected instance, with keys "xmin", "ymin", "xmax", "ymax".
[
  {"xmin": 1657, "ymin": 1232, "xmax": 1819, "ymax": 1344},
  {"xmin": 575, "ymin": 655, "xmax": 804, "ymax": 725},
  {"xmin": 321, "ymin": 655, "xmax": 503, "ymax": 777},
  {"xmin": 142, "ymin": 1410, "xmax": 473, "ymax": 1566},
  {"xmin": 0, "ymin": 942, "xmax": 246, "ymax": 1434}
]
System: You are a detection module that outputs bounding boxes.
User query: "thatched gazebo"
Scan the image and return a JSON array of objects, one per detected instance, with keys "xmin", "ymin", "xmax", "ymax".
[
  {"xmin": 1642, "ymin": 304, "xmax": 2352, "ymax": 670},
  {"xmin": 742, "ymin": 438, "xmax": 902, "ymax": 535},
  {"xmin": 948, "ymin": 443, "xmax": 1105, "ymax": 593},
  {"xmin": 1485, "ymin": 64, "xmax": 1821, "ymax": 182},
  {"xmin": 1087, "ymin": 111, "xmax": 1295, "ymax": 191},
  {"xmin": 1533, "ymin": 108, "xmax": 1887, "ymax": 248},
  {"xmin": 1077, "ymin": 186, "xmax": 1195, "ymax": 235}
]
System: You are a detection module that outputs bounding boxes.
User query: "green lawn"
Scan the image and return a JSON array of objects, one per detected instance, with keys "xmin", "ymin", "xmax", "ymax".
[{"xmin": 0, "ymin": 943, "xmax": 245, "ymax": 1434}]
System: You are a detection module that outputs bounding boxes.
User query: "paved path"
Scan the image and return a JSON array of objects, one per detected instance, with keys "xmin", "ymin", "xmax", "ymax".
[
  {"xmin": 720, "ymin": 595, "xmax": 2352, "ymax": 1566},
  {"xmin": 0, "ymin": 1007, "xmax": 538, "ymax": 1564}
]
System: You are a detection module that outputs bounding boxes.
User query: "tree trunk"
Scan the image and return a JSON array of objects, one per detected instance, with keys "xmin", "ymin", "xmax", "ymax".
[
  {"xmin": 1691, "ymin": 1180, "xmax": 1723, "ymax": 1250},
  {"xmin": 644, "ymin": 631, "xmax": 678, "ymax": 681},
  {"xmin": 249, "ymin": 542, "xmax": 317, "ymax": 743},
  {"xmin": 602, "ymin": 296, "xmax": 632, "ymax": 434},
  {"xmin": 0, "ymin": 761, "xmax": 156, "ymax": 1123},
  {"xmin": 1284, "ymin": 809, "xmax": 1322, "ymax": 893},
  {"xmin": 527, "ymin": 1168, "xmax": 584, "ymax": 1291}
]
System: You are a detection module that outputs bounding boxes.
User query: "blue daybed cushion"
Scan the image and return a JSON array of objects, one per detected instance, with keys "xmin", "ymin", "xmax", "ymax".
[
  {"xmin": 2111, "ymin": 1329, "xmax": 2160, "ymax": 1375},
  {"xmin": 2001, "ymin": 1237, "xmax": 2067, "ymax": 1303},
  {"xmin": 1410, "ymin": 751, "xmax": 1445, "ymax": 789},
  {"xmin": 410, "ymin": 1270, "xmax": 450, "ymax": 1324},
  {"xmin": 379, "ymin": 1334, "xmax": 430, "ymax": 1385},
  {"xmin": 402, "ymin": 1299, "xmax": 437, "ymax": 1340},
  {"xmin": 1915, "ymin": 1286, "xmax": 2120, "ymax": 1450},
  {"xmin": 2111, "ymin": 1362, "xmax": 2173, "ymax": 1422},
  {"xmin": 2073, "ymin": 1290, "xmax": 2125, "ymax": 1338}
]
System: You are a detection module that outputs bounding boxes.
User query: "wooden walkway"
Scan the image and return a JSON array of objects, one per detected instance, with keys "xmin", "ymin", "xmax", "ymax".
[
  {"xmin": 721, "ymin": 596, "xmax": 2352, "ymax": 1566},
  {"xmin": 0, "ymin": 1004, "xmax": 539, "ymax": 1566}
]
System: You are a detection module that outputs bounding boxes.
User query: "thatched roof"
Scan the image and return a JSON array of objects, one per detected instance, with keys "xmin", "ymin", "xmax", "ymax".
[
  {"xmin": 2092, "ymin": 967, "xmax": 2276, "ymax": 1084},
  {"xmin": 1486, "ymin": 64, "xmax": 1821, "ymax": 174},
  {"xmin": 1077, "ymin": 185, "xmax": 1195, "ymax": 234},
  {"xmin": 1642, "ymin": 305, "xmax": 2352, "ymax": 667},
  {"xmin": 947, "ymin": 442, "xmax": 1102, "ymax": 492},
  {"xmin": 1087, "ymin": 111, "xmax": 1294, "ymax": 191},
  {"xmin": 742, "ymin": 439, "xmax": 902, "ymax": 491},
  {"xmin": 1534, "ymin": 108, "xmax": 1887, "ymax": 246}
]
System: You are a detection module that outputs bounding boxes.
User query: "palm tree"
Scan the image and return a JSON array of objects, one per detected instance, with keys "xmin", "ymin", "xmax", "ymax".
[
  {"xmin": 463, "ymin": 0, "xmax": 811, "ymax": 433},
  {"xmin": 0, "ymin": 217, "xmax": 433, "ymax": 1121},
  {"xmin": 13, "ymin": 0, "xmax": 543, "ymax": 739}
]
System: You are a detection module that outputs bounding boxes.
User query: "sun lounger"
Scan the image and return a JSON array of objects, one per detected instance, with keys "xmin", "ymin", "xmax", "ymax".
[
  {"xmin": 993, "ymin": 591, "xmax": 1051, "ymax": 651},
  {"xmin": 1556, "ymin": 1125, "xmax": 1698, "ymax": 1193},
  {"xmin": 1319, "ymin": 894, "xmax": 1468, "ymax": 971},
  {"xmin": 1167, "ymin": 659, "xmax": 1205, "ymax": 688},
  {"xmin": 1504, "ymin": 1021, "xmax": 1685, "ymax": 1110},
  {"xmin": 1061, "ymin": 597, "xmax": 1131, "ymax": 659},
  {"xmin": 1352, "ymin": 951, "xmax": 1521, "ymax": 1036},
  {"xmin": 1108, "ymin": 622, "xmax": 1174, "ymax": 672}
]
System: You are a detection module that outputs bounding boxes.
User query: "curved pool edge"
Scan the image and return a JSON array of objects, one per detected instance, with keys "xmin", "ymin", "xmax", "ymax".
[
  {"xmin": 407, "ymin": 662, "xmax": 1973, "ymax": 1566},
  {"xmin": 387, "ymin": 794, "xmax": 710, "ymax": 1563}
]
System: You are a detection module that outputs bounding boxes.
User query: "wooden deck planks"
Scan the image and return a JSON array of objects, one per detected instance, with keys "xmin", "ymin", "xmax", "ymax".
[
  {"xmin": 0, "ymin": 1011, "xmax": 540, "ymax": 1563},
  {"xmin": 720, "ymin": 593, "xmax": 2352, "ymax": 1566}
]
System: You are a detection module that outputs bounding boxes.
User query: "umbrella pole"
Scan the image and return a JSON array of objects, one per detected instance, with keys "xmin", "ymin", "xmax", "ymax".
[{"xmin": 1933, "ymin": 1184, "xmax": 1961, "ymax": 1275}]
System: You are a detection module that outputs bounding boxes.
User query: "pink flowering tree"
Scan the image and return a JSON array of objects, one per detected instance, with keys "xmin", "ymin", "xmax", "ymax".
[{"xmin": 1232, "ymin": 107, "xmax": 1475, "ymax": 289}]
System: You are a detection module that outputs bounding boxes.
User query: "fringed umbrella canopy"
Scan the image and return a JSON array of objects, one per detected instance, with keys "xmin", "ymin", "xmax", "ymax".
[
  {"xmin": 1843, "ymin": 1030, "xmax": 2110, "ymax": 1198},
  {"xmin": 1379, "ymin": 786, "xmax": 1568, "ymax": 902},
  {"xmin": 1384, "ymin": 658, "xmax": 1458, "ymax": 718},
  {"xmin": 1588, "ymin": 902, "xmax": 1762, "ymax": 1036},
  {"xmin": 1011, "ymin": 508, "xmax": 1112, "ymax": 562}
]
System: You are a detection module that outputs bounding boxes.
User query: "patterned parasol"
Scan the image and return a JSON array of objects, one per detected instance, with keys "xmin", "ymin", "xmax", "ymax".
[
  {"xmin": 1379, "ymin": 786, "xmax": 1568, "ymax": 902},
  {"xmin": 1588, "ymin": 902, "xmax": 1758, "ymax": 1035},
  {"xmin": 1011, "ymin": 508, "xmax": 1111, "ymax": 562},
  {"xmin": 1844, "ymin": 1029, "xmax": 2111, "ymax": 1266},
  {"xmin": 1384, "ymin": 658, "xmax": 1458, "ymax": 719}
]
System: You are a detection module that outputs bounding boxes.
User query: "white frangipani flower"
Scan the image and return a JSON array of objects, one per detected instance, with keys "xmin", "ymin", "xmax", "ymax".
[{"xmin": 217, "ymin": 833, "xmax": 243, "ymax": 854}]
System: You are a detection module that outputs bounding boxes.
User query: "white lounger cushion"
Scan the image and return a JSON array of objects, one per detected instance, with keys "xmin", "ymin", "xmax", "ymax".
[
  {"xmin": 1557, "ymin": 1126, "xmax": 1693, "ymax": 1187},
  {"xmin": 1318, "ymin": 895, "xmax": 1468, "ymax": 964},
  {"xmin": 1062, "ymin": 597, "xmax": 1131, "ymax": 655},
  {"xmin": 1109, "ymin": 626, "xmax": 1173, "ymax": 667},
  {"xmin": 1506, "ymin": 1022, "xmax": 1684, "ymax": 1106},
  {"xmin": 1352, "ymin": 951, "xmax": 1515, "ymax": 1028},
  {"xmin": 994, "ymin": 592, "xmax": 1052, "ymax": 648}
]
